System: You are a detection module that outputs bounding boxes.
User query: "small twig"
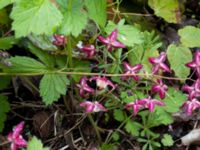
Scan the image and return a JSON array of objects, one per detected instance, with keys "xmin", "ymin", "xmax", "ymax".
[
  {"xmin": 44, "ymin": 115, "xmax": 86, "ymax": 143},
  {"xmin": 40, "ymin": 112, "xmax": 54, "ymax": 130},
  {"xmin": 11, "ymin": 110, "xmax": 33, "ymax": 120},
  {"xmin": 59, "ymin": 137, "xmax": 83, "ymax": 150},
  {"xmin": 0, "ymin": 141, "xmax": 10, "ymax": 147},
  {"xmin": 107, "ymin": 11, "xmax": 153, "ymax": 17}
]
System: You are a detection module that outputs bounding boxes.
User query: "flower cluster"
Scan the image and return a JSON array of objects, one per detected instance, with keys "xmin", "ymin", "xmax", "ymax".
[
  {"xmin": 76, "ymin": 29, "xmax": 126, "ymax": 58},
  {"xmin": 77, "ymin": 43, "xmax": 172, "ymax": 114},
  {"xmin": 125, "ymin": 96, "xmax": 165, "ymax": 115},
  {"xmin": 122, "ymin": 62, "xmax": 143, "ymax": 81},
  {"xmin": 148, "ymin": 52, "xmax": 171, "ymax": 74},
  {"xmin": 77, "ymin": 41, "xmax": 96, "ymax": 58},
  {"xmin": 151, "ymin": 79, "xmax": 168, "ymax": 99},
  {"xmin": 182, "ymin": 52, "xmax": 200, "ymax": 115},
  {"xmin": 76, "ymin": 77, "xmax": 95, "ymax": 97},
  {"xmin": 77, "ymin": 76, "xmax": 116, "ymax": 98},
  {"xmin": 52, "ymin": 34, "xmax": 66, "ymax": 46},
  {"xmin": 75, "ymin": 31, "xmax": 200, "ymax": 116},
  {"xmin": 97, "ymin": 29, "xmax": 125, "ymax": 52},
  {"xmin": 78, "ymin": 60, "xmax": 168, "ymax": 114},
  {"xmin": 186, "ymin": 51, "xmax": 200, "ymax": 77},
  {"xmin": 7, "ymin": 122, "xmax": 27, "ymax": 150},
  {"xmin": 80, "ymin": 101, "xmax": 107, "ymax": 113}
]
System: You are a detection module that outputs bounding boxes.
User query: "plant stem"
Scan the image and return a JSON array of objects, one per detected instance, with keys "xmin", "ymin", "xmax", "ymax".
[
  {"xmin": 87, "ymin": 114, "xmax": 102, "ymax": 142},
  {"xmin": 105, "ymin": 114, "xmax": 133, "ymax": 143},
  {"xmin": 68, "ymin": 0, "xmax": 73, "ymax": 11},
  {"xmin": 67, "ymin": 36, "xmax": 73, "ymax": 68},
  {"xmin": 0, "ymin": 71, "xmax": 194, "ymax": 81}
]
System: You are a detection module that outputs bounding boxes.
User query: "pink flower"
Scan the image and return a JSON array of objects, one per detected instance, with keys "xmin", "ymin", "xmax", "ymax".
[
  {"xmin": 182, "ymin": 79, "xmax": 200, "ymax": 100},
  {"xmin": 52, "ymin": 34, "xmax": 66, "ymax": 46},
  {"xmin": 97, "ymin": 29, "xmax": 125, "ymax": 52},
  {"xmin": 77, "ymin": 77, "xmax": 95, "ymax": 97},
  {"xmin": 149, "ymin": 52, "xmax": 171, "ymax": 74},
  {"xmin": 77, "ymin": 41, "xmax": 96, "ymax": 58},
  {"xmin": 91, "ymin": 147, "xmax": 98, "ymax": 150},
  {"xmin": 151, "ymin": 79, "xmax": 168, "ymax": 99},
  {"xmin": 186, "ymin": 51, "xmax": 200, "ymax": 77},
  {"xmin": 7, "ymin": 122, "xmax": 27, "ymax": 150},
  {"xmin": 90, "ymin": 76, "xmax": 116, "ymax": 91},
  {"xmin": 140, "ymin": 96, "xmax": 165, "ymax": 112},
  {"xmin": 125, "ymin": 100, "xmax": 146, "ymax": 115},
  {"xmin": 80, "ymin": 101, "xmax": 107, "ymax": 113},
  {"xmin": 122, "ymin": 62, "xmax": 143, "ymax": 81},
  {"xmin": 181, "ymin": 98, "xmax": 200, "ymax": 115}
]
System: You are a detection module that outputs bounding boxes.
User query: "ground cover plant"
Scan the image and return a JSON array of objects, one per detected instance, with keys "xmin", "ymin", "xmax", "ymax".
[{"xmin": 0, "ymin": 0, "xmax": 200, "ymax": 149}]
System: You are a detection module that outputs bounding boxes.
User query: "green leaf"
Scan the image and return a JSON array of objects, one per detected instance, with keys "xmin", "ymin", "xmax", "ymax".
[
  {"xmin": 0, "ymin": 0, "xmax": 15, "ymax": 9},
  {"xmin": 56, "ymin": 0, "xmax": 68, "ymax": 10},
  {"xmin": 101, "ymin": 144, "xmax": 114, "ymax": 150},
  {"xmin": 71, "ymin": 59, "xmax": 91, "ymax": 82},
  {"xmin": 27, "ymin": 136, "xmax": 49, "ymax": 150},
  {"xmin": 161, "ymin": 134, "xmax": 174, "ymax": 146},
  {"xmin": 128, "ymin": 31, "xmax": 161, "ymax": 73},
  {"xmin": 3, "ymin": 56, "xmax": 47, "ymax": 73},
  {"xmin": 142, "ymin": 47, "xmax": 159, "ymax": 73},
  {"xmin": 0, "ymin": 8, "xmax": 10, "ymax": 25},
  {"xmin": 128, "ymin": 46, "xmax": 159, "ymax": 73},
  {"xmin": 28, "ymin": 43, "xmax": 55, "ymax": 68},
  {"xmin": 11, "ymin": 0, "xmax": 63, "ymax": 37},
  {"xmin": 105, "ymin": 20, "xmax": 143, "ymax": 47},
  {"xmin": 178, "ymin": 26, "xmax": 200, "ymax": 48},
  {"xmin": 85, "ymin": 0, "xmax": 107, "ymax": 27},
  {"xmin": 124, "ymin": 119, "xmax": 143, "ymax": 136},
  {"xmin": 140, "ymin": 108, "xmax": 173, "ymax": 127},
  {"xmin": 163, "ymin": 87, "xmax": 187, "ymax": 113},
  {"xmin": 167, "ymin": 44, "xmax": 192, "ymax": 79},
  {"xmin": 0, "ymin": 95, "xmax": 10, "ymax": 132},
  {"xmin": 28, "ymin": 34, "xmax": 58, "ymax": 51},
  {"xmin": 152, "ymin": 141, "xmax": 161, "ymax": 147},
  {"xmin": 111, "ymin": 132, "xmax": 120, "ymax": 141},
  {"xmin": 39, "ymin": 74, "xmax": 69, "ymax": 105},
  {"xmin": 154, "ymin": 107, "xmax": 174, "ymax": 125},
  {"xmin": 59, "ymin": 0, "xmax": 87, "ymax": 37},
  {"xmin": 0, "ymin": 76, "xmax": 11, "ymax": 90},
  {"xmin": 148, "ymin": 0, "xmax": 180, "ymax": 23},
  {"xmin": 114, "ymin": 109, "xmax": 126, "ymax": 122},
  {"xmin": 0, "ymin": 36, "xmax": 17, "ymax": 50},
  {"xmin": 142, "ymin": 144, "xmax": 148, "ymax": 150}
]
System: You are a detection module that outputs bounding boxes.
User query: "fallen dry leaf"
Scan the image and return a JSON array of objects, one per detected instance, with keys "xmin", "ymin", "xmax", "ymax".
[{"xmin": 181, "ymin": 129, "xmax": 200, "ymax": 146}]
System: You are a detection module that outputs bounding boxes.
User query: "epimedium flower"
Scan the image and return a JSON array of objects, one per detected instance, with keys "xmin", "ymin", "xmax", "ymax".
[
  {"xmin": 122, "ymin": 62, "xmax": 143, "ymax": 81},
  {"xmin": 125, "ymin": 100, "xmax": 146, "ymax": 115},
  {"xmin": 140, "ymin": 96, "xmax": 165, "ymax": 112},
  {"xmin": 90, "ymin": 76, "xmax": 116, "ymax": 91},
  {"xmin": 181, "ymin": 98, "xmax": 200, "ymax": 115},
  {"xmin": 77, "ymin": 41, "xmax": 96, "ymax": 58},
  {"xmin": 77, "ymin": 77, "xmax": 95, "ymax": 97},
  {"xmin": 80, "ymin": 101, "xmax": 107, "ymax": 113},
  {"xmin": 151, "ymin": 79, "xmax": 168, "ymax": 99},
  {"xmin": 97, "ymin": 29, "xmax": 126, "ymax": 52},
  {"xmin": 148, "ymin": 52, "xmax": 171, "ymax": 74},
  {"xmin": 186, "ymin": 51, "xmax": 200, "ymax": 77},
  {"xmin": 7, "ymin": 122, "xmax": 28, "ymax": 150},
  {"xmin": 52, "ymin": 34, "xmax": 66, "ymax": 46},
  {"xmin": 182, "ymin": 79, "xmax": 200, "ymax": 100}
]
